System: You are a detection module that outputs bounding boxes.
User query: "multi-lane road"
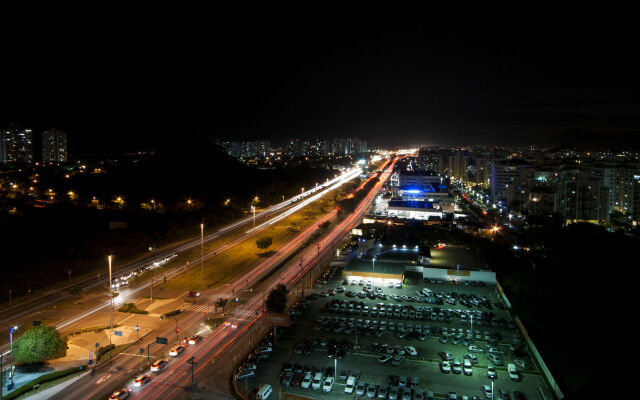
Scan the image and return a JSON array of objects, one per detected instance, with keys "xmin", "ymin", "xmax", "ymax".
[
  {"xmin": 49, "ymin": 157, "xmax": 397, "ymax": 400},
  {"xmin": 0, "ymin": 167, "xmax": 363, "ymax": 366}
]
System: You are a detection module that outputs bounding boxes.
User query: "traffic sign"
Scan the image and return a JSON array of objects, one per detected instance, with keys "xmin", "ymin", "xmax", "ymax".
[
  {"xmin": 114, "ymin": 331, "xmax": 123, "ymax": 337},
  {"xmin": 156, "ymin": 337, "xmax": 168, "ymax": 344},
  {"xmin": 33, "ymin": 320, "xmax": 41, "ymax": 326}
]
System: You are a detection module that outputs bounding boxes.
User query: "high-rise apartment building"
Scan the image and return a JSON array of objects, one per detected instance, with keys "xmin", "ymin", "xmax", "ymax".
[
  {"xmin": 42, "ymin": 129, "xmax": 68, "ymax": 163},
  {"xmin": 1, "ymin": 126, "xmax": 33, "ymax": 164}
]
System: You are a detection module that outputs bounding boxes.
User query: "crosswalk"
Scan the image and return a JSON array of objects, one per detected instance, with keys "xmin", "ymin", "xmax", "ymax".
[
  {"xmin": 180, "ymin": 303, "xmax": 215, "ymax": 313},
  {"xmin": 179, "ymin": 304, "xmax": 257, "ymax": 319}
]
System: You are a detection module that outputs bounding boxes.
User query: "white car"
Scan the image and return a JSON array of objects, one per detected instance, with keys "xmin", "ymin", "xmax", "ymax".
[
  {"xmin": 508, "ymin": 363, "xmax": 520, "ymax": 381},
  {"xmin": 322, "ymin": 376, "xmax": 334, "ymax": 392},
  {"xmin": 487, "ymin": 364, "xmax": 497, "ymax": 380},
  {"xmin": 395, "ymin": 282, "xmax": 402, "ymax": 288},
  {"xmin": 452, "ymin": 358, "xmax": 462, "ymax": 374},
  {"xmin": 404, "ymin": 346, "xmax": 418, "ymax": 356},
  {"xmin": 302, "ymin": 372, "xmax": 312, "ymax": 389},
  {"xmin": 468, "ymin": 345, "xmax": 484, "ymax": 353},
  {"xmin": 345, "ymin": 376, "xmax": 356, "ymax": 394},
  {"xmin": 169, "ymin": 345, "xmax": 185, "ymax": 357},
  {"xmin": 150, "ymin": 359, "xmax": 168, "ymax": 372},
  {"xmin": 488, "ymin": 347, "xmax": 505, "ymax": 355},
  {"xmin": 311, "ymin": 372, "xmax": 323, "ymax": 390},
  {"xmin": 463, "ymin": 359, "xmax": 473, "ymax": 375},
  {"xmin": 440, "ymin": 360, "xmax": 451, "ymax": 373}
]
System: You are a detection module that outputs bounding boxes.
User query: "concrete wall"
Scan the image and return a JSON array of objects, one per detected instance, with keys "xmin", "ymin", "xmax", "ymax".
[{"xmin": 422, "ymin": 267, "xmax": 496, "ymax": 283}]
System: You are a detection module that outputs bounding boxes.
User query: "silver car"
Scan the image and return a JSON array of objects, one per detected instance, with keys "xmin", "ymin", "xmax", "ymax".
[{"xmin": 367, "ymin": 384, "xmax": 378, "ymax": 399}]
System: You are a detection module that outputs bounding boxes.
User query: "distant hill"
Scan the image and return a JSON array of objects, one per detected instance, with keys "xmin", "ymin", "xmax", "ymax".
[{"xmin": 549, "ymin": 128, "xmax": 640, "ymax": 151}]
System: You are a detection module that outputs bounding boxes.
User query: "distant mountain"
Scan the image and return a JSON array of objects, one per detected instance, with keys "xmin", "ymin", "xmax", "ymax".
[{"xmin": 549, "ymin": 128, "xmax": 640, "ymax": 151}]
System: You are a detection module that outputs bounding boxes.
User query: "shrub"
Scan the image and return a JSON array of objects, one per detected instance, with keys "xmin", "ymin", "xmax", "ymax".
[{"xmin": 164, "ymin": 309, "xmax": 181, "ymax": 318}]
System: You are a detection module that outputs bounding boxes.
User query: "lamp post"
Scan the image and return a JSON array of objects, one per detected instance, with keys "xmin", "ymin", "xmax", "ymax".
[
  {"xmin": 108, "ymin": 255, "xmax": 113, "ymax": 332},
  {"xmin": 200, "ymin": 223, "xmax": 204, "ymax": 281},
  {"xmin": 372, "ymin": 257, "xmax": 376, "ymax": 289},
  {"xmin": 8, "ymin": 325, "xmax": 18, "ymax": 389},
  {"xmin": 251, "ymin": 205, "xmax": 255, "ymax": 229}
]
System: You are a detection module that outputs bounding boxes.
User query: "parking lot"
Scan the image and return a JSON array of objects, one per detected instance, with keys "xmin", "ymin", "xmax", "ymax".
[{"xmin": 237, "ymin": 267, "xmax": 550, "ymax": 400}]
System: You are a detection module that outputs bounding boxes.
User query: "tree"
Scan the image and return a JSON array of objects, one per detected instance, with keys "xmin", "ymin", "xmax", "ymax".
[
  {"xmin": 265, "ymin": 284, "xmax": 289, "ymax": 313},
  {"xmin": 256, "ymin": 236, "xmax": 273, "ymax": 254},
  {"xmin": 13, "ymin": 326, "xmax": 66, "ymax": 364},
  {"xmin": 216, "ymin": 297, "xmax": 229, "ymax": 313}
]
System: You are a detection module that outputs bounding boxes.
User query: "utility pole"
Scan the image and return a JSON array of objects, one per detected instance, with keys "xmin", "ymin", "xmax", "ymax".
[
  {"xmin": 108, "ymin": 255, "xmax": 113, "ymax": 331},
  {"xmin": 188, "ymin": 356, "xmax": 197, "ymax": 400},
  {"xmin": 200, "ymin": 222, "xmax": 204, "ymax": 281}
]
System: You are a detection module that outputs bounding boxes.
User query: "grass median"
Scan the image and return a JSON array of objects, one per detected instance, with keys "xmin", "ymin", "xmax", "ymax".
[{"xmin": 164, "ymin": 188, "xmax": 342, "ymax": 291}]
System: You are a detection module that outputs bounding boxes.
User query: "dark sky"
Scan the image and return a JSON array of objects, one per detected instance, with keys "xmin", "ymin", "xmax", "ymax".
[{"xmin": 2, "ymin": 4, "xmax": 639, "ymax": 153}]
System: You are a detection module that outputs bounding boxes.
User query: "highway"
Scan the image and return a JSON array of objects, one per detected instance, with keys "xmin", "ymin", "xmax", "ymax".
[
  {"xmin": 0, "ymin": 167, "xmax": 363, "ymax": 363},
  {"xmin": 50, "ymin": 157, "xmax": 396, "ymax": 400}
]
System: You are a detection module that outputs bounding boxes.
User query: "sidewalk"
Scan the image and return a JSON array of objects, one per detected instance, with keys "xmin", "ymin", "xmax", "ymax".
[{"xmin": 22, "ymin": 371, "xmax": 91, "ymax": 400}]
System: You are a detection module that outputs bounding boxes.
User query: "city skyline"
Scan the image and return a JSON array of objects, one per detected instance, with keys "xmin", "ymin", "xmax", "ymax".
[{"xmin": 1, "ymin": 5, "xmax": 639, "ymax": 154}]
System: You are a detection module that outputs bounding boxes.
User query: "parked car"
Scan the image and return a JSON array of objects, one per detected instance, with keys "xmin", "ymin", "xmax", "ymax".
[
  {"xmin": 463, "ymin": 359, "xmax": 473, "ymax": 375},
  {"xmin": 356, "ymin": 381, "xmax": 367, "ymax": 396},
  {"xmin": 514, "ymin": 359, "xmax": 531, "ymax": 370},
  {"xmin": 301, "ymin": 373, "xmax": 313, "ymax": 389},
  {"xmin": 440, "ymin": 360, "xmax": 451, "ymax": 373},
  {"xmin": 345, "ymin": 376, "xmax": 356, "ymax": 394},
  {"xmin": 488, "ymin": 354, "xmax": 504, "ymax": 366},
  {"xmin": 452, "ymin": 358, "xmax": 462, "ymax": 374},
  {"xmin": 312, "ymin": 372, "xmax": 323, "ymax": 390},
  {"xmin": 322, "ymin": 376, "xmax": 334, "ymax": 392},
  {"xmin": 389, "ymin": 386, "xmax": 399, "ymax": 400},
  {"xmin": 367, "ymin": 383, "xmax": 378, "ymax": 398},
  {"xmin": 438, "ymin": 351, "xmax": 453, "ymax": 361},
  {"xmin": 392, "ymin": 355, "xmax": 405, "ymax": 366},
  {"xmin": 398, "ymin": 376, "xmax": 407, "ymax": 388},
  {"xmin": 487, "ymin": 365, "xmax": 497, "ymax": 380},
  {"xmin": 508, "ymin": 363, "xmax": 520, "ymax": 381},
  {"xmin": 378, "ymin": 385, "xmax": 389, "ymax": 399},
  {"xmin": 464, "ymin": 353, "xmax": 478, "ymax": 364},
  {"xmin": 379, "ymin": 354, "xmax": 393, "ymax": 364},
  {"xmin": 280, "ymin": 372, "xmax": 293, "ymax": 387},
  {"xmin": 468, "ymin": 345, "xmax": 484, "ymax": 353},
  {"xmin": 405, "ymin": 346, "xmax": 418, "ymax": 356}
]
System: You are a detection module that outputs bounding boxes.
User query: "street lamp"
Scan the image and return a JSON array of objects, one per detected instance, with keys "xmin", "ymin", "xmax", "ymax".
[
  {"xmin": 372, "ymin": 257, "xmax": 376, "ymax": 289},
  {"xmin": 108, "ymin": 255, "xmax": 113, "ymax": 332},
  {"xmin": 200, "ymin": 223, "xmax": 204, "ymax": 281},
  {"xmin": 251, "ymin": 205, "xmax": 256, "ymax": 229},
  {"xmin": 7, "ymin": 325, "xmax": 18, "ymax": 389}
]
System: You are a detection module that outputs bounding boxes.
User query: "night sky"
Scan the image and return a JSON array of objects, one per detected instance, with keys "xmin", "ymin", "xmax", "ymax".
[{"xmin": 2, "ymin": 4, "xmax": 639, "ymax": 153}]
